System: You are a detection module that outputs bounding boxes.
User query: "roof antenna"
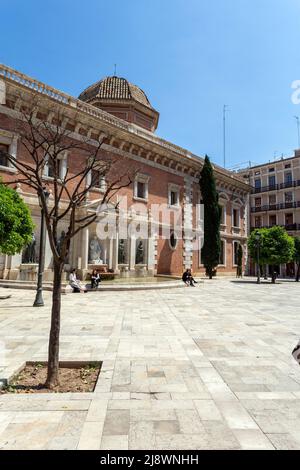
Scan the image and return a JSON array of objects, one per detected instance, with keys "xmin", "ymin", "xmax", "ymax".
[{"xmin": 114, "ymin": 64, "xmax": 117, "ymax": 76}]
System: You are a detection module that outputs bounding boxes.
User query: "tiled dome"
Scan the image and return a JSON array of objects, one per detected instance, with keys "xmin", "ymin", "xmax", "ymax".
[
  {"xmin": 78, "ymin": 76, "xmax": 153, "ymax": 110},
  {"xmin": 78, "ymin": 76, "xmax": 159, "ymax": 132}
]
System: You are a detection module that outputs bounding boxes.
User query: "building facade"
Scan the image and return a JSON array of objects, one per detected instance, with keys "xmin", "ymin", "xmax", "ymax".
[
  {"xmin": 0, "ymin": 64, "xmax": 250, "ymax": 282},
  {"xmin": 239, "ymin": 151, "xmax": 300, "ymax": 276}
]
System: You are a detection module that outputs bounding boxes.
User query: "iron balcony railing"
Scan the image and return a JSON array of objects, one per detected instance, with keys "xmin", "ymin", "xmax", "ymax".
[
  {"xmin": 252, "ymin": 180, "xmax": 300, "ymax": 194},
  {"xmin": 251, "ymin": 224, "xmax": 300, "ymax": 231},
  {"xmin": 251, "ymin": 201, "xmax": 300, "ymax": 212}
]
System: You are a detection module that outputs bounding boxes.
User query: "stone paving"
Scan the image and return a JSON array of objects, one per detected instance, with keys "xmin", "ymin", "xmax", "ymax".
[{"xmin": 0, "ymin": 278, "xmax": 300, "ymax": 450}]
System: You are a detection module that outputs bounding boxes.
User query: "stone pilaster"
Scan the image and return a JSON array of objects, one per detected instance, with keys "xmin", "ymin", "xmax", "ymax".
[
  {"xmin": 183, "ymin": 176, "xmax": 194, "ymax": 270},
  {"xmin": 146, "ymin": 209, "xmax": 155, "ymax": 275}
]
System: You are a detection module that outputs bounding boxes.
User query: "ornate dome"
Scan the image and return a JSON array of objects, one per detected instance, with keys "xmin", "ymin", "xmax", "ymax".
[{"xmin": 78, "ymin": 76, "xmax": 159, "ymax": 132}]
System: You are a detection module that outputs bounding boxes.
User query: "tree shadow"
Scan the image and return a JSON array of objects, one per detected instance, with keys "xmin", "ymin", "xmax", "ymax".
[{"xmin": 231, "ymin": 280, "xmax": 283, "ymax": 285}]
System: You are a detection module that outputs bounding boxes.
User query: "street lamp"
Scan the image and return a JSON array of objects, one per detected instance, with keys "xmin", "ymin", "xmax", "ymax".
[
  {"xmin": 255, "ymin": 232, "xmax": 262, "ymax": 284},
  {"xmin": 33, "ymin": 187, "xmax": 50, "ymax": 307}
]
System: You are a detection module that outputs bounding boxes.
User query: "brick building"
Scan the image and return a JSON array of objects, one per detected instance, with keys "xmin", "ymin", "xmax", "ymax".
[{"xmin": 0, "ymin": 64, "xmax": 250, "ymax": 281}]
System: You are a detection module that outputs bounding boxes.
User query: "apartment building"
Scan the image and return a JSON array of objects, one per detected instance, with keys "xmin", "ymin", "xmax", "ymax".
[{"xmin": 239, "ymin": 150, "xmax": 300, "ymax": 276}]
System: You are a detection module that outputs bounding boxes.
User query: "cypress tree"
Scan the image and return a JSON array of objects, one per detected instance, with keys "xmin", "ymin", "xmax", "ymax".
[{"xmin": 199, "ymin": 155, "xmax": 221, "ymax": 279}]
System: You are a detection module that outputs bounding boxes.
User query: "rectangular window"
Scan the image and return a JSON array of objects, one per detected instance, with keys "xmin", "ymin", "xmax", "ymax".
[
  {"xmin": 232, "ymin": 208, "xmax": 239, "ymax": 227},
  {"xmin": 0, "ymin": 143, "xmax": 9, "ymax": 167},
  {"xmin": 285, "ymin": 192, "xmax": 293, "ymax": 203},
  {"xmin": 137, "ymin": 181, "xmax": 146, "ymax": 199},
  {"xmin": 233, "ymin": 242, "xmax": 239, "ymax": 266},
  {"xmin": 269, "ymin": 194, "xmax": 276, "ymax": 205},
  {"xmin": 221, "ymin": 206, "xmax": 226, "ymax": 225},
  {"xmin": 285, "ymin": 213, "xmax": 293, "ymax": 225},
  {"xmin": 254, "ymin": 178, "xmax": 261, "ymax": 189},
  {"xmin": 134, "ymin": 175, "xmax": 149, "ymax": 201},
  {"xmin": 255, "ymin": 197, "xmax": 261, "ymax": 207},
  {"xmin": 170, "ymin": 190, "xmax": 179, "ymax": 206},
  {"xmin": 269, "ymin": 215, "xmax": 276, "ymax": 226},
  {"xmin": 255, "ymin": 216, "xmax": 261, "ymax": 228},
  {"xmin": 91, "ymin": 170, "xmax": 101, "ymax": 187},
  {"xmin": 47, "ymin": 159, "xmax": 55, "ymax": 178},
  {"xmin": 269, "ymin": 167, "xmax": 275, "ymax": 173},
  {"xmin": 91, "ymin": 170, "xmax": 106, "ymax": 189},
  {"xmin": 219, "ymin": 240, "xmax": 224, "ymax": 265},
  {"xmin": 268, "ymin": 175, "xmax": 276, "ymax": 188},
  {"xmin": 284, "ymin": 172, "xmax": 293, "ymax": 184}
]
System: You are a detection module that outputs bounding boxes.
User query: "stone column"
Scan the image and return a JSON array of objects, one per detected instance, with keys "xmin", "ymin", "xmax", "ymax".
[
  {"xmin": 112, "ymin": 215, "xmax": 119, "ymax": 273},
  {"xmin": 112, "ymin": 234, "xmax": 119, "ymax": 273},
  {"xmin": 80, "ymin": 227, "xmax": 89, "ymax": 280},
  {"xmin": 108, "ymin": 238, "xmax": 113, "ymax": 270},
  {"xmin": 44, "ymin": 230, "xmax": 53, "ymax": 281},
  {"xmin": 129, "ymin": 236, "xmax": 136, "ymax": 272},
  {"xmin": 147, "ymin": 209, "xmax": 155, "ymax": 275}
]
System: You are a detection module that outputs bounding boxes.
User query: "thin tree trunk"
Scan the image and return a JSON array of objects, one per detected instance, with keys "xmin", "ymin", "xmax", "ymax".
[
  {"xmin": 271, "ymin": 265, "xmax": 276, "ymax": 284},
  {"xmin": 45, "ymin": 260, "xmax": 63, "ymax": 389},
  {"xmin": 296, "ymin": 263, "xmax": 300, "ymax": 282}
]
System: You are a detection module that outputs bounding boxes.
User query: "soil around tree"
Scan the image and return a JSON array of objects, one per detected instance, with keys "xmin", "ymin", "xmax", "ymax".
[{"xmin": 0, "ymin": 362, "xmax": 101, "ymax": 394}]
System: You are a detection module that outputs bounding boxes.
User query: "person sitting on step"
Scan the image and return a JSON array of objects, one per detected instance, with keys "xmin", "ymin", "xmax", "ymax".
[
  {"xmin": 91, "ymin": 269, "xmax": 101, "ymax": 289},
  {"xmin": 69, "ymin": 269, "xmax": 88, "ymax": 293},
  {"xmin": 182, "ymin": 268, "xmax": 198, "ymax": 287}
]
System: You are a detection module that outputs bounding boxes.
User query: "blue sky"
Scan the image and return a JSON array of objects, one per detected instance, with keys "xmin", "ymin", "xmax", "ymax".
[{"xmin": 1, "ymin": 0, "xmax": 300, "ymax": 168}]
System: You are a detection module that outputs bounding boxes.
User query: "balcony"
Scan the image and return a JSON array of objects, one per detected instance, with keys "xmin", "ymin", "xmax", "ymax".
[
  {"xmin": 251, "ymin": 201, "xmax": 300, "ymax": 213},
  {"xmin": 251, "ymin": 224, "xmax": 300, "ymax": 232},
  {"xmin": 251, "ymin": 180, "xmax": 300, "ymax": 194}
]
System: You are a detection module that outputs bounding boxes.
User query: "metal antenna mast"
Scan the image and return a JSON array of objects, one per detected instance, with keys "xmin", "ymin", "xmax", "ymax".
[
  {"xmin": 294, "ymin": 116, "xmax": 300, "ymax": 148},
  {"xmin": 223, "ymin": 105, "xmax": 229, "ymax": 168}
]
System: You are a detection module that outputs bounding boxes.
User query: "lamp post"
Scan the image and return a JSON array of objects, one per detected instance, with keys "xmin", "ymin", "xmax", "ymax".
[
  {"xmin": 255, "ymin": 232, "xmax": 261, "ymax": 284},
  {"xmin": 33, "ymin": 188, "xmax": 50, "ymax": 307}
]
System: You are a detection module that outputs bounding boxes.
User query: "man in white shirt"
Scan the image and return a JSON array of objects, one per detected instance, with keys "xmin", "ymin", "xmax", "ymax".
[{"xmin": 69, "ymin": 269, "xmax": 88, "ymax": 293}]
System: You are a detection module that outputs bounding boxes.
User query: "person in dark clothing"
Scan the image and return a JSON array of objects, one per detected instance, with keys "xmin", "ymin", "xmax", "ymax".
[
  {"xmin": 182, "ymin": 269, "xmax": 198, "ymax": 287},
  {"xmin": 91, "ymin": 269, "xmax": 101, "ymax": 289}
]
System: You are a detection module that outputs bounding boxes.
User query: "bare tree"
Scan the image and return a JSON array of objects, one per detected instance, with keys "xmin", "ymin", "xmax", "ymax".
[{"xmin": 0, "ymin": 98, "xmax": 133, "ymax": 388}]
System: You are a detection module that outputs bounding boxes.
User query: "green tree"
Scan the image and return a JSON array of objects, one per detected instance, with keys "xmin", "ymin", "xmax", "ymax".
[
  {"xmin": 293, "ymin": 237, "xmax": 300, "ymax": 282},
  {"xmin": 248, "ymin": 227, "xmax": 294, "ymax": 283},
  {"xmin": 199, "ymin": 155, "xmax": 221, "ymax": 279},
  {"xmin": 0, "ymin": 183, "xmax": 34, "ymax": 255},
  {"xmin": 236, "ymin": 244, "xmax": 243, "ymax": 278}
]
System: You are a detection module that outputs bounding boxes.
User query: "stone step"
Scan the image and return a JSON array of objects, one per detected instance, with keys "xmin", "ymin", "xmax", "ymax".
[{"xmin": 0, "ymin": 279, "xmax": 187, "ymax": 292}]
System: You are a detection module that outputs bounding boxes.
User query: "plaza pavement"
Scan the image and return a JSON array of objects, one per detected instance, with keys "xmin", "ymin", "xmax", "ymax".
[{"xmin": 0, "ymin": 278, "xmax": 300, "ymax": 450}]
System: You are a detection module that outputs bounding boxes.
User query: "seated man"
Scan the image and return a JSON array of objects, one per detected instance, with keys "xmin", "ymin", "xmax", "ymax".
[
  {"xmin": 69, "ymin": 269, "xmax": 88, "ymax": 293},
  {"xmin": 182, "ymin": 269, "xmax": 198, "ymax": 287}
]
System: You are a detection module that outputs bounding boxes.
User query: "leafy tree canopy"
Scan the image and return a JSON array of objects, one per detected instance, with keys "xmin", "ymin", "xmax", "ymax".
[
  {"xmin": 248, "ymin": 226, "xmax": 294, "ymax": 266},
  {"xmin": 0, "ymin": 183, "xmax": 34, "ymax": 255}
]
